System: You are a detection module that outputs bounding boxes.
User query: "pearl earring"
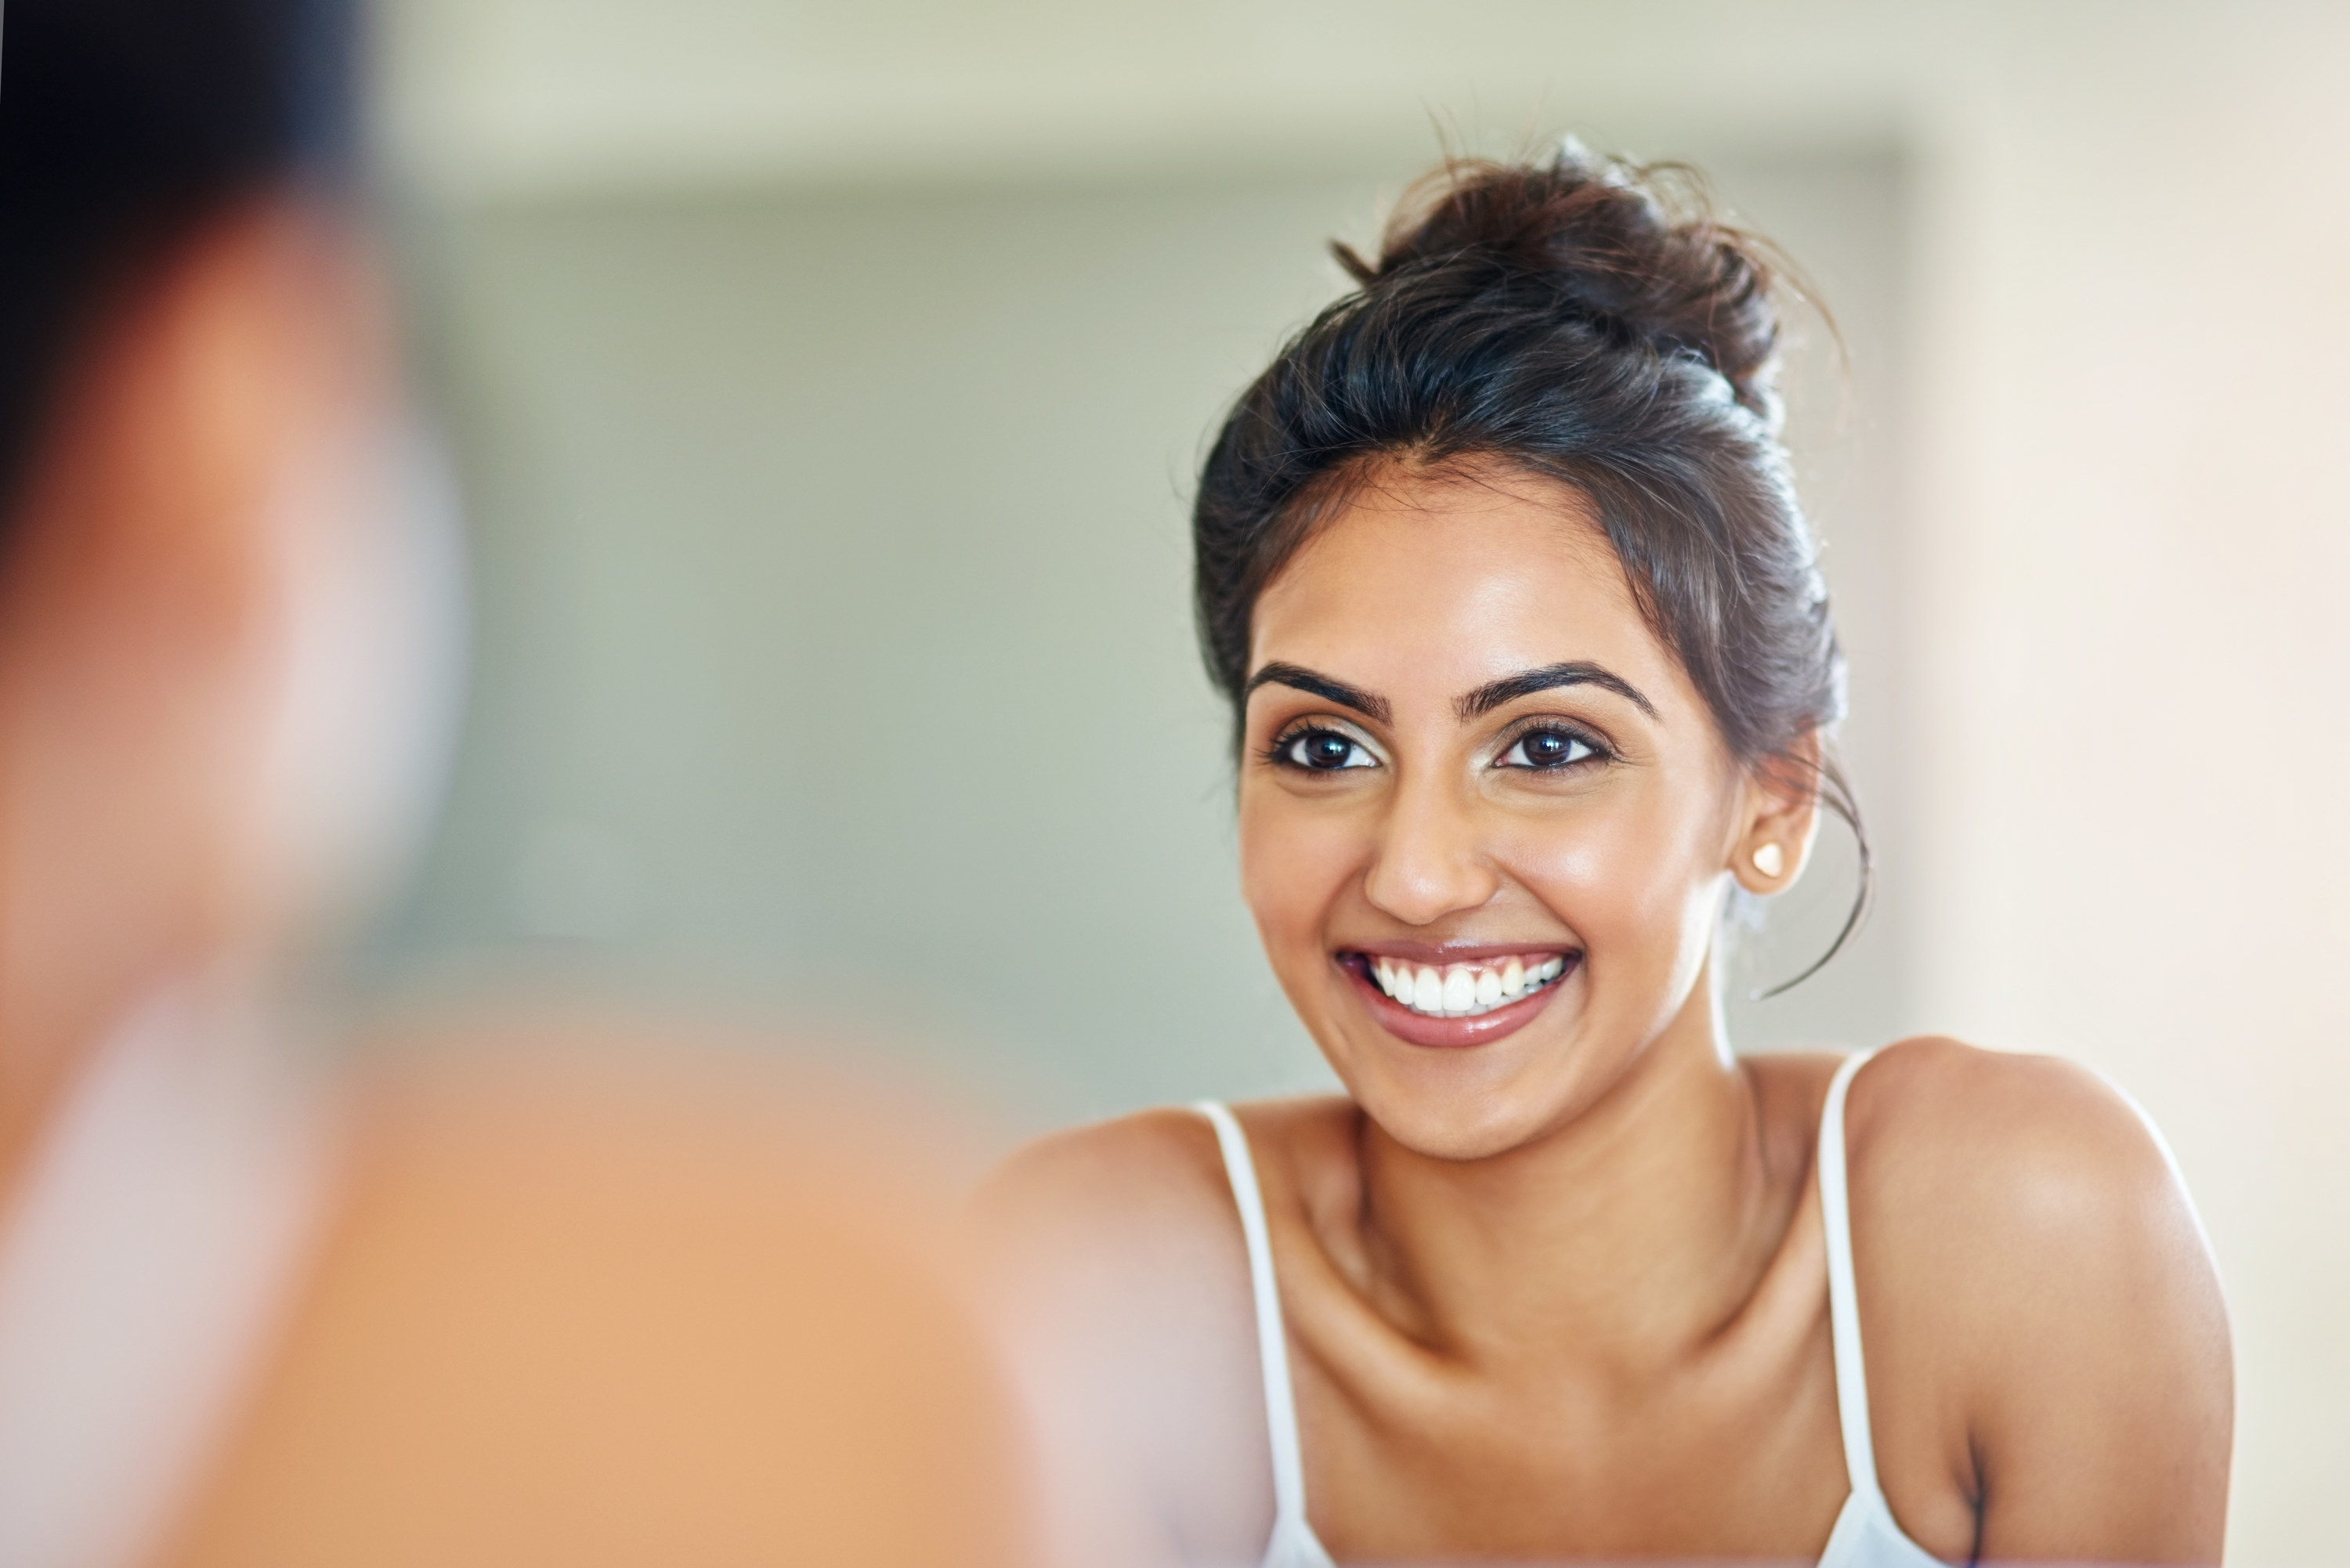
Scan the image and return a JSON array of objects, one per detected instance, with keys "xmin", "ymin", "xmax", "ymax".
[{"xmin": 1751, "ymin": 842, "xmax": 1784, "ymax": 878}]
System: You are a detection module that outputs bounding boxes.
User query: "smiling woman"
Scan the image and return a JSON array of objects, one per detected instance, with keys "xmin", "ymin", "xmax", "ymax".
[{"xmin": 974, "ymin": 146, "xmax": 2232, "ymax": 1568}]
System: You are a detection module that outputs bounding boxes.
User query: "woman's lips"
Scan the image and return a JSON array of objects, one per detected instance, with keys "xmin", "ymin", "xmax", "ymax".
[{"xmin": 1339, "ymin": 949, "xmax": 1579, "ymax": 1050}]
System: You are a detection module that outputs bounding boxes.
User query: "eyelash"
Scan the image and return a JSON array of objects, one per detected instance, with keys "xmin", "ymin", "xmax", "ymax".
[
  {"xmin": 1261, "ymin": 724, "xmax": 1376, "ymax": 774},
  {"xmin": 1491, "ymin": 717, "xmax": 1614, "ymax": 771},
  {"xmin": 1261, "ymin": 718, "xmax": 1615, "ymax": 775}
]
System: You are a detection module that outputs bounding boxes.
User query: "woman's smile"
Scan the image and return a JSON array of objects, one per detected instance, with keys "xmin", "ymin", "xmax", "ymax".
[{"xmin": 1340, "ymin": 944, "xmax": 1578, "ymax": 1048}]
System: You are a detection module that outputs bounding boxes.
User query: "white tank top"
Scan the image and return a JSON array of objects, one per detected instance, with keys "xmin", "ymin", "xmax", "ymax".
[
  {"xmin": 0, "ymin": 992, "xmax": 333, "ymax": 1568},
  {"xmin": 1195, "ymin": 1050, "xmax": 1946, "ymax": 1568}
]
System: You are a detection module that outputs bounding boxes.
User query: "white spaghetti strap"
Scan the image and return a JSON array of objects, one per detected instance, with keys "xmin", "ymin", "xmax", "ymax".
[
  {"xmin": 1817, "ymin": 1050, "xmax": 1882, "ymax": 1502},
  {"xmin": 1195, "ymin": 1101, "xmax": 1310, "ymax": 1534}
]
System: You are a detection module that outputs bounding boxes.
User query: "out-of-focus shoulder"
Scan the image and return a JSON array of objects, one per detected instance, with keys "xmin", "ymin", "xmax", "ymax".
[
  {"xmin": 982, "ymin": 1106, "xmax": 1229, "ymax": 1194},
  {"xmin": 170, "ymin": 1035, "xmax": 1035, "ymax": 1566},
  {"xmin": 971, "ymin": 1107, "xmax": 1238, "ymax": 1270},
  {"xmin": 968, "ymin": 1107, "xmax": 1279, "ymax": 1556}
]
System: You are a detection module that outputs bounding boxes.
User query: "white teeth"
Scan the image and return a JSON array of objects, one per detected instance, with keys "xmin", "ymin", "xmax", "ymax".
[
  {"xmin": 1412, "ymin": 966, "xmax": 1443, "ymax": 1013},
  {"xmin": 1372, "ymin": 954, "xmax": 1571, "ymax": 1019},
  {"xmin": 1442, "ymin": 967, "xmax": 1476, "ymax": 1013}
]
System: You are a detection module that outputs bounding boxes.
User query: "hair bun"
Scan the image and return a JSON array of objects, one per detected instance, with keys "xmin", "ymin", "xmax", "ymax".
[{"xmin": 1333, "ymin": 143, "xmax": 1784, "ymax": 421}]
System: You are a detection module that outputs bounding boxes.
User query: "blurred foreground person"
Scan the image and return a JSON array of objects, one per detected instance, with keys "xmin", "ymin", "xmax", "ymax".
[{"xmin": 0, "ymin": 2, "xmax": 1034, "ymax": 1565}]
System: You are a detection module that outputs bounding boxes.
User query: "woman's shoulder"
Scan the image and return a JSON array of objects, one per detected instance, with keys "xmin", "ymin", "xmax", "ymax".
[
  {"xmin": 1748, "ymin": 1036, "xmax": 2178, "ymax": 1219},
  {"xmin": 1841, "ymin": 1036, "xmax": 2190, "ymax": 1234},
  {"xmin": 1831, "ymin": 1038, "xmax": 2231, "ymax": 1550},
  {"xmin": 971, "ymin": 1100, "xmax": 1352, "ymax": 1562},
  {"xmin": 972, "ymin": 1095, "xmax": 1350, "ymax": 1269},
  {"xmin": 973, "ymin": 1106, "xmax": 1228, "ymax": 1259},
  {"xmin": 1831, "ymin": 1035, "xmax": 2216, "ymax": 1314},
  {"xmin": 968, "ymin": 1096, "xmax": 1358, "ymax": 1398}
]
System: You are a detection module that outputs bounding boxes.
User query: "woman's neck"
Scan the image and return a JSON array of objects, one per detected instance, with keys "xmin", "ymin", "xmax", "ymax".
[{"xmin": 1350, "ymin": 987, "xmax": 1792, "ymax": 1375}]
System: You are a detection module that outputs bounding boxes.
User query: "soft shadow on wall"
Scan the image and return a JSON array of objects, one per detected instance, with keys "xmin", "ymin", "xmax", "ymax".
[{"xmin": 358, "ymin": 141, "xmax": 1912, "ymax": 1133}]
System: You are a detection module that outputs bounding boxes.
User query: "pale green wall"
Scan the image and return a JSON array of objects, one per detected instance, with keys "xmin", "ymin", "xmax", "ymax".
[{"xmin": 367, "ymin": 149, "xmax": 1909, "ymax": 1133}]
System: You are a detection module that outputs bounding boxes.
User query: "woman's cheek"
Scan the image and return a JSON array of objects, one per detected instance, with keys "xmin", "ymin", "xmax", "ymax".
[
  {"xmin": 1501, "ymin": 802, "xmax": 1689, "ymax": 981},
  {"xmin": 1494, "ymin": 809, "xmax": 1615, "ymax": 938},
  {"xmin": 1238, "ymin": 787, "xmax": 1360, "ymax": 965}
]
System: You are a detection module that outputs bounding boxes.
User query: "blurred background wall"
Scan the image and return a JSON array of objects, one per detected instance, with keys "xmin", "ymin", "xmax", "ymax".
[{"xmin": 361, "ymin": 2, "xmax": 2348, "ymax": 1558}]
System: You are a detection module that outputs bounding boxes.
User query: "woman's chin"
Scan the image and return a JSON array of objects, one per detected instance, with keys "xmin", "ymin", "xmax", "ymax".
[
  {"xmin": 1348, "ymin": 1081, "xmax": 1560, "ymax": 1162},
  {"xmin": 1335, "ymin": 1031, "xmax": 1591, "ymax": 1162}
]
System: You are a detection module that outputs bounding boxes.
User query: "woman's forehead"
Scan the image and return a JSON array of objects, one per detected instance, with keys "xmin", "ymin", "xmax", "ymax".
[{"xmin": 1249, "ymin": 468, "xmax": 1674, "ymax": 699}]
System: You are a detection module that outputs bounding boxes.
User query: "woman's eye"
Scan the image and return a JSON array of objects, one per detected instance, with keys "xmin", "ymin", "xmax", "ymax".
[
  {"xmin": 1499, "ymin": 728, "xmax": 1598, "ymax": 771},
  {"xmin": 1278, "ymin": 730, "xmax": 1376, "ymax": 771}
]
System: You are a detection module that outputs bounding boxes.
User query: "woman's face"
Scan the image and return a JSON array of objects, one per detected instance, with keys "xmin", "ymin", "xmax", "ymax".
[{"xmin": 1238, "ymin": 464, "xmax": 1782, "ymax": 1159}]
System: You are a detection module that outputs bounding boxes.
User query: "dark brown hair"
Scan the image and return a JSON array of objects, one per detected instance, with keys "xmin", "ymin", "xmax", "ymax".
[
  {"xmin": 0, "ymin": 0, "xmax": 358, "ymax": 521},
  {"xmin": 1191, "ymin": 144, "xmax": 1867, "ymax": 988}
]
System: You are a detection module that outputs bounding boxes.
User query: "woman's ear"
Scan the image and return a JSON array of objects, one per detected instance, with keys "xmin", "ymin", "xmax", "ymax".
[{"xmin": 1730, "ymin": 731, "xmax": 1824, "ymax": 896}]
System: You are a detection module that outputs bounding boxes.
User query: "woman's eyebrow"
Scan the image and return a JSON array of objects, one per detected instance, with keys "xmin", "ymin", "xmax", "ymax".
[
  {"xmin": 1456, "ymin": 663, "xmax": 1660, "ymax": 721},
  {"xmin": 1243, "ymin": 662, "xmax": 1392, "ymax": 724}
]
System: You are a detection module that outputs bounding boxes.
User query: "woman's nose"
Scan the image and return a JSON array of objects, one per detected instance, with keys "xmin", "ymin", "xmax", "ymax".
[{"xmin": 1361, "ymin": 774, "xmax": 1499, "ymax": 927}]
